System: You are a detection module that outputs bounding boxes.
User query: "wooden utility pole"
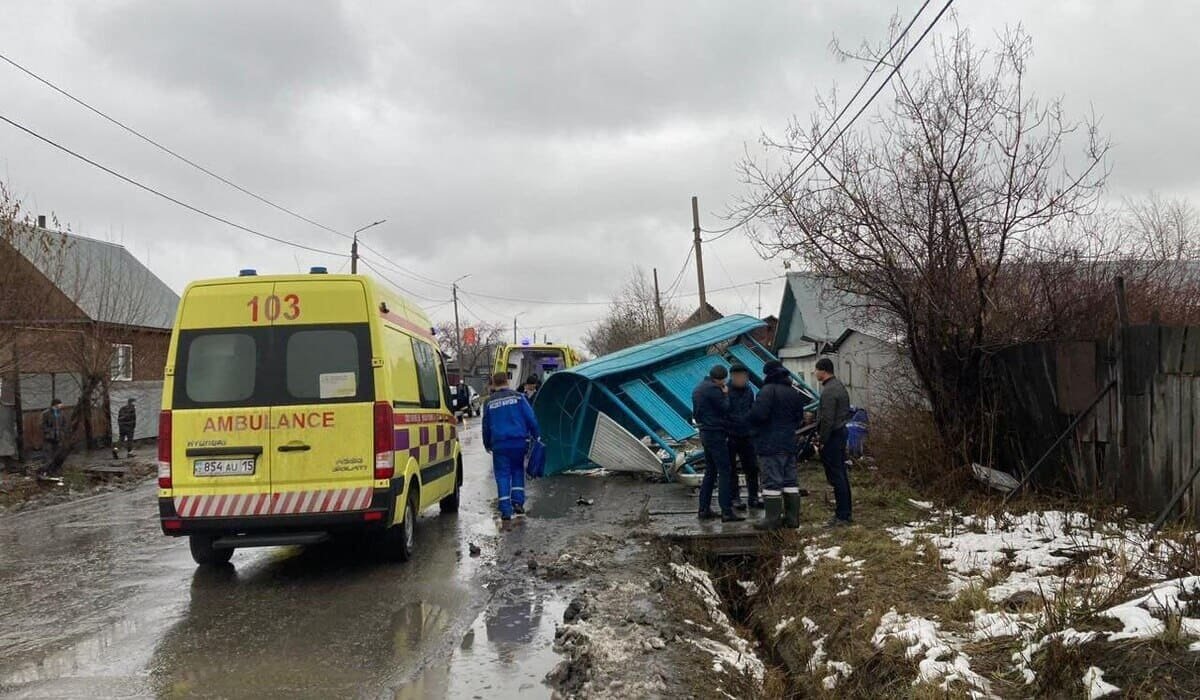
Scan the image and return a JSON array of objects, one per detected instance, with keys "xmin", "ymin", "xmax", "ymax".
[
  {"xmin": 692, "ymin": 196, "xmax": 708, "ymax": 322},
  {"xmin": 652, "ymin": 267, "xmax": 667, "ymax": 337}
]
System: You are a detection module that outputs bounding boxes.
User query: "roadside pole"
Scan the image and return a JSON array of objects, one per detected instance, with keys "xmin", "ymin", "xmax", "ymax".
[
  {"xmin": 653, "ymin": 267, "xmax": 666, "ymax": 337},
  {"xmin": 452, "ymin": 282, "xmax": 462, "ymax": 372},
  {"xmin": 350, "ymin": 235, "xmax": 358, "ymax": 273},
  {"xmin": 692, "ymin": 196, "xmax": 708, "ymax": 322}
]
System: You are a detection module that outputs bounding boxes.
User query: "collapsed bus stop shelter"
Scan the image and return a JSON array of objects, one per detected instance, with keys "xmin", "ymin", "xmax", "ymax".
[{"xmin": 533, "ymin": 314, "xmax": 817, "ymax": 477}]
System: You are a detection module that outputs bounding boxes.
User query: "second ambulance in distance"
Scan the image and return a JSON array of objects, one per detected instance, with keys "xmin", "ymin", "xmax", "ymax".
[{"xmin": 157, "ymin": 268, "xmax": 462, "ymax": 565}]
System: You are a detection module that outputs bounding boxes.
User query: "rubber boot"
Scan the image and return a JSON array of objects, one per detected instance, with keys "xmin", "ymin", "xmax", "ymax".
[
  {"xmin": 782, "ymin": 492, "xmax": 802, "ymax": 529},
  {"xmin": 753, "ymin": 496, "xmax": 783, "ymax": 531}
]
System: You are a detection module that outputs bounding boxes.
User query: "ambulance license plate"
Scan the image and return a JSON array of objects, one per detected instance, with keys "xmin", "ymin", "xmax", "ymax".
[{"xmin": 193, "ymin": 458, "xmax": 256, "ymax": 477}]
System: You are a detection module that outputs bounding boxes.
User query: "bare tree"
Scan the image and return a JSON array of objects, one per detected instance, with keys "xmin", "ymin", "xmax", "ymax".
[
  {"xmin": 584, "ymin": 267, "xmax": 684, "ymax": 356},
  {"xmin": 739, "ymin": 22, "xmax": 1111, "ymax": 462},
  {"xmin": 435, "ymin": 320, "xmax": 505, "ymax": 375}
]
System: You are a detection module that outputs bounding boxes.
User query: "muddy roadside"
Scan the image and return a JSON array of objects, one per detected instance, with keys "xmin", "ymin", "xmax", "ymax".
[
  {"xmin": 494, "ymin": 471, "xmax": 763, "ymax": 699},
  {"xmin": 0, "ymin": 442, "xmax": 156, "ymax": 515}
]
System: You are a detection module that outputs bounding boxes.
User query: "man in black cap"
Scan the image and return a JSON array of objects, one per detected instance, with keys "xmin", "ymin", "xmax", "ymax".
[
  {"xmin": 815, "ymin": 357, "xmax": 853, "ymax": 526},
  {"xmin": 748, "ymin": 360, "xmax": 805, "ymax": 529},
  {"xmin": 725, "ymin": 363, "xmax": 762, "ymax": 510},
  {"xmin": 692, "ymin": 364, "xmax": 744, "ymax": 522}
]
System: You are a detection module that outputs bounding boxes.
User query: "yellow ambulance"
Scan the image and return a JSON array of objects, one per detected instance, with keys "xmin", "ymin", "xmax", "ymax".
[
  {"xmin": 493, "ymin": 341, "xmax": 581, "ymax": 391},
  {"xmin": 157, "ymin": 268, "xmax": 461, "ymax": 566}
]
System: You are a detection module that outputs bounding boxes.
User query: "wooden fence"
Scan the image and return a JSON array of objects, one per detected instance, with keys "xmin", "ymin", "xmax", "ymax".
[{"xmin": 989, "ymin": 324, "xmax": 1200, "ymax": 525}]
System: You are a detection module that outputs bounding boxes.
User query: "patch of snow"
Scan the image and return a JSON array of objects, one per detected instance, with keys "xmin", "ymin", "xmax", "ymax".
[
  {"xmin": 873, "ymin": 609, "xmax": 995, "ymax": 698},
  {"xmin": 971, "ymin": 611, "xmax": 1037, "ymax": 641},
  {"xmin": 1082, "ymin": 666, "xmax": 1121, "ymax": 699},
  {"xmin": 775, "ymin": 554, "xmax": 801, "ymax": 584},
  {"xmin": 1100, "ymin": 576, "xmax": 1200, "ymax": 641},
  {"xmin": 736, "ymin": 580, "xmax": 759, "ymax": 597},
  {"xmin": 773, "ymin": 617, "xmax": 794, "ymax": 637},
  {"xmin": 799, "ymin": 544, "xmax": 844, "ymax": 576},
  {"xmin": 908, "ymin": 499, "xmax": 934, "ymax": 510},
  {"xmin": 1190, "ymin": 641, "xmax": 1200, "ymax": 652},
  {"xmin": 806, "ymin": 636, "xmax": 827, "ymax": 672},
  {"xmin": 822, "ymin": 661, "xmax": 853, "ymax": 689},
  {"xmin": 801, "ymin": 617, "xmax": 820, "ymax": 634},
  {"xmin": 671, "ymin": 563, "xmax": 764, "ymax": 684}
]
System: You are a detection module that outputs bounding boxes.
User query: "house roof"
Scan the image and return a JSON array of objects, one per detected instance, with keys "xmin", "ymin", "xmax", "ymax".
[
  {"xmin": 8, "ymin": 225, "xmax": 180, "ymax": 330},
  {"xmin": 680, "ymin": 302, "xmax": 723, "ymax": 329},
  {"xmin": 775, "ymin": 272, "xmax": 890, "ymax": 349}
]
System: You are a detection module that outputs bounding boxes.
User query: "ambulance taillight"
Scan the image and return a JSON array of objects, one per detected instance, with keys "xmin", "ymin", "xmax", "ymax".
[
  {"xmin": 374, "ymin": 401, "xmax": 395, "ymax": 480},
  {"xmin": 157, "ymin": 410, "xmax": 172, "ymax": 488}
]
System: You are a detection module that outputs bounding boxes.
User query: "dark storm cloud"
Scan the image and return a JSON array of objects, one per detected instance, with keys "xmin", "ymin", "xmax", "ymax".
[
  {"xmin": 2, "ymin": 1, "xmax": 1199, "ymax": 347},
  {"xmin": 81, "ymin": 0, "xmax": 366, "ymax": 111}
]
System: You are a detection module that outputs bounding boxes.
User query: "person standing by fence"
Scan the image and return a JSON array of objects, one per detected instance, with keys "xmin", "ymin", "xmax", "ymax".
[
  {"xmin": 39, "ymin": 398, "xmax": 68, "ymax": 477},
  {"xmin": 815, "ymin": 357, "xmax": 853, "ymax": 527},
  {"xmin": 113, "ymin": 398, "xmax": 136, "ymax": 459}
]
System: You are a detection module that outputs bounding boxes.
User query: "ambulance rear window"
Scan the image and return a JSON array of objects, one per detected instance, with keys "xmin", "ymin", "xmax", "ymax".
[
  {"xmin": 174, "ymin": 324, "xmax": 373, "ymax": 408},
  {"xmin": 183, "ymin": 332, "xmax": 257, "ymax": 404}
]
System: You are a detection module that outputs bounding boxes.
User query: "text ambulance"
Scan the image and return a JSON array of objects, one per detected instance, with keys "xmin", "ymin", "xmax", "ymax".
[{"xmin": 158, "ymin": 269, "xmax": 461, "ymax": 565}]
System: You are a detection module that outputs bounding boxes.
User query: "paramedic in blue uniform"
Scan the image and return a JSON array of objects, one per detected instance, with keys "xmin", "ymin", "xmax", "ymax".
[
  {"xmin": 692, "ymin": 365, "xmax": 745, "ymax": 522},
  {"xmin": 482, "ymin": 371, "xmax": 540, "ymax": 521}
]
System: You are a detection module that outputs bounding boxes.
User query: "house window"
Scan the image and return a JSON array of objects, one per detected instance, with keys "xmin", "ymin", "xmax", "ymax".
[{"xmin": 111, "ymin": 344, "xmax": 133, "ymax": 382}]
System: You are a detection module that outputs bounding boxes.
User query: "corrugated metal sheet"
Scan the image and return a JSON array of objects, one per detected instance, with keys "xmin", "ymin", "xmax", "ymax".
[
  {"xmin": 587, "ymin": 411, "xmax": 662, "ymax": 475},
  {"xmin": 569, "ymin": 314, "xmax": 764, "ymax": 381},
  {"xmin": 727, "ymin": 343, "xmax": 768, "ymax": 381},
  {"xmin": 653, "ymin": 355, "xmax": 731, "ymax": 408},
  {"xmin": 619, "ymin": 379, "xmax": 696, "ymax": 442}
]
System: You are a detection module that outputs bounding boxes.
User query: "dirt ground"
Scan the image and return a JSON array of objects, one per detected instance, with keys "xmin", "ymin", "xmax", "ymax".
[{"xmin": 0, "ymin": 441, "xmax": 157, "ymax": 514}]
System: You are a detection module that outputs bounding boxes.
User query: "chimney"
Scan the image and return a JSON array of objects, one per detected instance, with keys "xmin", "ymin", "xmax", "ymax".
[{"xmin": 36, "ymin": 215, "xmax": 46, "ymax": 229}]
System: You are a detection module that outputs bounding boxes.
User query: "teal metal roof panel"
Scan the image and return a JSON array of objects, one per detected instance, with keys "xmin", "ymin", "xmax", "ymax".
[
  {"xmin": 727, "ymin": 343, "xmax": 769, "ymax": 381},
  {"xmin": 654, "ymin": 355, "xmax": 731, "ymax": 408},
  {"xmin": 619, "ymin": 379, "xmax": 697, "ymax": 442},
  {"xmin": 569, "ymin": 314, "xmax": 765, "ymax": 381}
]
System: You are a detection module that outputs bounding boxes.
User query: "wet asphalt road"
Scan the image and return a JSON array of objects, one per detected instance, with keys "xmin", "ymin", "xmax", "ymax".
[{"xmin": 0, "ymin": 423, "xmax": 608, "ymax": 699}]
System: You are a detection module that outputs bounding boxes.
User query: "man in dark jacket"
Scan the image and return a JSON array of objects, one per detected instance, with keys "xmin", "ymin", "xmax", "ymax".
[
  {"xmin": 726, "ymin": 364, "xmax": 762, "ymax": 510},
  {"xmin": 482, "ymin": 372, "xmax": 540, "ymax": 521},
  {"xmin": 692, "ymin": 365, "xmax": 744, "ymax": 522},
  {"xmin": 40, "ymin": 398, "xmax": 68, "ymax": 477},
  {"xmin": 747, "ymin": 361, "xmax": 806, "ymax": 529},
  {"xmin": 114, "ymin": 398, "xmax": 136, "ymax": 458},
  {"xmin": 815, "ymin": 357, "xmax": 853, "ymax": 526}
]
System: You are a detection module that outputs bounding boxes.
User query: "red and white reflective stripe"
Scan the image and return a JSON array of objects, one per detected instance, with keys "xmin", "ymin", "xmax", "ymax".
[{"xmin": 174, "ymin": 487, "xmax": 372, "ymax": 518}]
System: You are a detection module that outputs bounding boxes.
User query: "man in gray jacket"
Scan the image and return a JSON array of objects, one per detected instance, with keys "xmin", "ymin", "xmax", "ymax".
[{"xmin": 815, "ymin": 357, "xmax": 853, "ymax": 526}]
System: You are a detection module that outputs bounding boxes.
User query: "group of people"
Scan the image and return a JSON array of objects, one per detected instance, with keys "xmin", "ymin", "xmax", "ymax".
[{"xmin": 691, "ymin": 357, "xmax": 853, "ymax": 530}]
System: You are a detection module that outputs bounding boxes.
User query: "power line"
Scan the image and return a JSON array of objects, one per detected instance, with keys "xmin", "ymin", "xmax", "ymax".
[
  {"xmin": 662, "ymin": 246, "xmax": 695, "ymax": 301},
  {"xmin": 702, "ymin": 0, "xmax": 943, "ymax": 242},
  {"xmin": 711, "ymin": 249, "xmax": 752, "ymax": 313},
  {"xmin": 0, "ymin": 51, "xmax": 354, "ymax": 242},
  {"xmin": 0, "ymin": 113, "xmax": 348, "ymax": 257},
  {"xmin": 358, "ymin": 241, "xmax": 452, "ymax": 288},
  {"xmin": 358, "ymin": 257, "xmax": 449, "ymax": 303}
]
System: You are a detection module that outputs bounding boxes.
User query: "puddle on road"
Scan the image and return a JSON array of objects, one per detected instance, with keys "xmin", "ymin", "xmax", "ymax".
[{"xmin": 392, "ymin": 592, "xmax": 567, "ymax": 699}]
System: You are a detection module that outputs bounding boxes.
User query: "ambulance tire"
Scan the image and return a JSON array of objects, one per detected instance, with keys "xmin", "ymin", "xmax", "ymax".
[
  {"xmin": 439, "ymin": 462, "xmax": 462, "ymax": 514},
  {"xmin": 383, "ymin": 492, "xmax": 417, "ymax": 562},
  {"xmin": 189, "ymin": 535, "xmax": 234, "ymax": 566}
]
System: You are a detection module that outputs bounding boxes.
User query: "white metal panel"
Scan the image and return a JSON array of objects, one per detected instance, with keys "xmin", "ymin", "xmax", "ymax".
[
  {"xmin": 587, "ymin": 411, "xmax": 661, "ymax": 475},
  {"xmin": 109, "ymin": 380, "xmax": 164, "ymax": 440}
]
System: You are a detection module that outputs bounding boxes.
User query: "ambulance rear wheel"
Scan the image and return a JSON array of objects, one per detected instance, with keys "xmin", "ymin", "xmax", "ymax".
[
  {"xmin": 189, "ymin": 535, "xmax": 234, "ymax": 566},
  {"xmin": 439, "ymin": 463, "xmax": 462, "ymax": 514},
  {"xmin": 383, "ymin": 494, "xmax": 417, "ymax": 562}
]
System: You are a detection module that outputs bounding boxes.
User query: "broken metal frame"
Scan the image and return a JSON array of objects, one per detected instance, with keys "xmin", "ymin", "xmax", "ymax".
[{"xmin": 593, "ymin": 382, "xmax": 676, "ymax": 479}]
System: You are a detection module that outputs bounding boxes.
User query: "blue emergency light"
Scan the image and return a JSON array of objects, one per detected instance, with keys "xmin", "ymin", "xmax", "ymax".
[
  {"xmin": 310, "ymin": 266, "xmax": 328, "ymax": 274},
  {"xmin": 239, "ymin": 269, "xmax": 257, "ymax": 277}
]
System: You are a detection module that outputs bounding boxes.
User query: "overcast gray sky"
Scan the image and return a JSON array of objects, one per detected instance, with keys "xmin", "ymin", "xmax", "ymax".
[{"xmin": 2, "ymin": 1, "xmax": 1196, "ymax": 347}]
